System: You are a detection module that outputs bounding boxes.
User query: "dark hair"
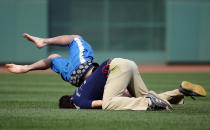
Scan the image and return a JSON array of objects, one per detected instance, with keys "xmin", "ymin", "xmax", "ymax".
[{"xmin": 59, "ymin": 95, "xmax": 76, "ymax": 109}]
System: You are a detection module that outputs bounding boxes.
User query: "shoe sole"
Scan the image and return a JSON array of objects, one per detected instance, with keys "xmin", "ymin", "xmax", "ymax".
[{"xmin": 180, "ymin": 81, "xmax": 206, "ymax": 97}]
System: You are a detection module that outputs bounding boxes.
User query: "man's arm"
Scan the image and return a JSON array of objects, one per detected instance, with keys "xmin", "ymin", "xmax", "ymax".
[
  {"xmin": 91, "ymin": 100, "xmax": 102, "ymax": 108},
  {"xmin": 90, "ymin": 90, "xmax": 131, "ymax": 109}
]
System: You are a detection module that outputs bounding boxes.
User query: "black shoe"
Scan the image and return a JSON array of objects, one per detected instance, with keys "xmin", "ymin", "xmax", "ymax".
[
  {"xmin": 146, "ymin": 93, "xmax": 172, "ymax": 111},
  {"xmin": 179, "ymin": 81, "xmax": 207, "ymax": 99}
]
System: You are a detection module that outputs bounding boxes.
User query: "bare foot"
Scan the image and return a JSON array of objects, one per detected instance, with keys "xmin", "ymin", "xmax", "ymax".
[
  {"xmin": 5, "ymin": 64, "xmax": 29, "ymax": 74},
  {"xmin": 23, "ymin": 33, "xmax": 46, "ymax": 48}
]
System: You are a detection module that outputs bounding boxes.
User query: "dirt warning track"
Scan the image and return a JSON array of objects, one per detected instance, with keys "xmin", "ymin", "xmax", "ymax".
[
  {"xmin": 1, "ymin": 65, "xmax": 210, "ymax": 73},
  {"xmin": 139, "ymin": 65, "xmax": 210, "ymax": 73}
]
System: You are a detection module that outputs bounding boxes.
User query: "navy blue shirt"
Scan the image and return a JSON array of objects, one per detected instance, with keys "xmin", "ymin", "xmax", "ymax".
[{"xmin": 72, "ymin": 59, "xmax": 110, "ymax": 109}]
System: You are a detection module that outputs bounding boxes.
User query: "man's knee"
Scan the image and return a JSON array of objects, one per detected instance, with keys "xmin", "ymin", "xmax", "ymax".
[
  {"xmin": 120, "ymin": 59, "xmax": 138, "ymax": 72},
  {"xmin": 48, "ymin": 54, "xmax": 61, "ymax": 59},
  {"xmin": 117, "ymin": 58, "xmax": 135, "ymax": 72},
  {"xmin": 73, "ymin": 35, "xmax": 81, "ymax": 38}
]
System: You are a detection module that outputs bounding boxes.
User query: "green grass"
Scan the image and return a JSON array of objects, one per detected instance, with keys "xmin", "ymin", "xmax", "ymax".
[{"xmin": 0, "ymin": 73, "xmax": 210, "ymax": 130}]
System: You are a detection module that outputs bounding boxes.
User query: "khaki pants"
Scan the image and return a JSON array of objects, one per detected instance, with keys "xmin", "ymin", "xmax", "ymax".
[{"xmin": 102, "ymin": 58, "xmax": 184, "ymax": 110}]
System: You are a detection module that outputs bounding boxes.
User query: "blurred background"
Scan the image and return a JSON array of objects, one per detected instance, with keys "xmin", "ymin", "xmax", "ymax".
[{"xmin": 0, "ymin": 0, "xmax": 210, "ymax": 64}]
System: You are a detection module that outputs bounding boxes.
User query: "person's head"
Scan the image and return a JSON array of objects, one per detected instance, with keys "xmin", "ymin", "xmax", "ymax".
[{"xmin": 59, "ymin": 95, "xmax": 76, "ymax": 109}]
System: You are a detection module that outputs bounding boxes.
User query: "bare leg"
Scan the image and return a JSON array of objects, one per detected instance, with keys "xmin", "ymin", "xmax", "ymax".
[
  {"xmin": 23, "ymin": 33, "xmax": 80, "ymax": 48},
  {"xmin": 5, "ymin": 54, "xmax": 60, "ymax": 74}
]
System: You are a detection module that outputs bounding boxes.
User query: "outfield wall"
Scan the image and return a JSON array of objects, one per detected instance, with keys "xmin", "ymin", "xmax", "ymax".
[
  {"xmin": 0, "ymin": 0, "xmax": 48, "ymax": 63},
  {"xmin": 0, "ymin": 0, "xmax": 210, "ymax": 64},
  {"xmin": 166, "ymin": 0, "xmax": 210, "ymax": 63}
]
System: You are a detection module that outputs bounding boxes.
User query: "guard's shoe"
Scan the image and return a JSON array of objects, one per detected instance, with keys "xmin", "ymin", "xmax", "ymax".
[
  {"xmin": 179, "ymin": 81, "xmax": 207, "ymax": 98},
  {"xmin": 146, "ymin": 93, "xmax": 172, "ymax": 111}
]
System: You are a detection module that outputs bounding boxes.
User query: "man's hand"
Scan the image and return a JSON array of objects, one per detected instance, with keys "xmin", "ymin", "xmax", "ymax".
[{"xmin": 91, "ymin": 100, "xmax": 102, "ymax": 109}]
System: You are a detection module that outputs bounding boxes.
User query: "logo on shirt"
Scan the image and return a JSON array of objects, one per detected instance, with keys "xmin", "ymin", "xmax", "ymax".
[
  {"xmin": 76, "ymin": 89, "xmax": 81, "ymax": 97},
  {"xmin": 102, "ymin": 64, "xmax": 110, "ymax": 74}
]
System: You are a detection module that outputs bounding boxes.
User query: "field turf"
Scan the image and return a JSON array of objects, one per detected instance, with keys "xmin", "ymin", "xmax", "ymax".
[{"xmin": 0, "ymin": 73, "xmax": 210, "ymax": 130}]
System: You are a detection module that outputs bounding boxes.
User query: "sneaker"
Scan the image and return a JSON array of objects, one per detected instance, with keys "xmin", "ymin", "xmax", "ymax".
[
  {"xmin": 179, "ymin": 81, "xmax": 207, "ymax": 97},
  {"xmin": 146, "ymin": 93, "xmax": 172, "ymax": 111}
]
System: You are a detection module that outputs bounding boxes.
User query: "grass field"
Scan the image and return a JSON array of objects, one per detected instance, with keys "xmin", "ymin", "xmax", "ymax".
[{"xmin": 0, "ymin": 73, "xmax": 210, "ymax": 130}]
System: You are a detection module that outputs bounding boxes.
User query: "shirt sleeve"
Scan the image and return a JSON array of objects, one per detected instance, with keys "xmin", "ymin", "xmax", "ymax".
[{"xmin": 74, "ymin": 98, "xmax": 93, "ymax": 109}]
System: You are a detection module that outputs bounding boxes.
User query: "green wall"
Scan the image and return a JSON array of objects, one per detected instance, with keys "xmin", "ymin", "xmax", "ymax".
[
  {"xmin": 0, "ymin": 0, "xmax": 210, "ymax": 64},
  {"xmin": 49, "ymin": 0, "xmax": 166, "ymax": 64},
  {"xmin": 0, "ymin": 0, "xmax": 48, "ymax": 63},
  {"xmin": 166, "ymin": 0, "xmax": 210, "ymax": 63}
]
